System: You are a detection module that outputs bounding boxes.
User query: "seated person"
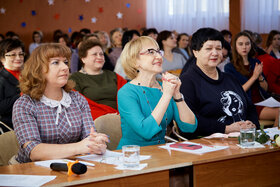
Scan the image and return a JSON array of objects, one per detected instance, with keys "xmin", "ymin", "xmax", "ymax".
[
  {"xmin": 0, "ymin": 38, "xmax": 25, "ymax": 131},
  {"xmin": 157, "ymin": 31, "xmax": 186, "ymax": 76},
  {"xmin": 13, "ymin": 43, "xmax": 108, "ymax": 163},
  {"xmin": 69, "ymin": 39, "xmax": 127, "ymax": 120},
  {"xmin": 225, "ymin": 32, "xmax": 279, "ymax": 126},
  {"xmin": 265, "ymin": 30, "xmax": 280, "ymax": 59},
  {"xmin": 180, "ymin": 28, "xmax": 259, "ymax": 140},
  {"xmin": 117, "ymin": 36, "xmax": 197, "ymax": 149}
]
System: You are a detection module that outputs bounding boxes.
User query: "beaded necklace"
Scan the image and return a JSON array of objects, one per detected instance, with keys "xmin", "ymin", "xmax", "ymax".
[{"xmin": 137, "ymin": 82, "xmax": 168, "ymax": 143}]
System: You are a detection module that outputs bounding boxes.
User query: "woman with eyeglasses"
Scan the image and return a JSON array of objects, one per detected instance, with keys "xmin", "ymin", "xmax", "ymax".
[
  {"xmin": 117, "ymin": 36, "xmax": 197, "ymax": 149},
  {"xmin": 0, "ymin": 38, "xmax": 25, "ymax": 131},
  {"xmin": 69, "ymin": 39, "xmax": 127, "ymax": 120}
]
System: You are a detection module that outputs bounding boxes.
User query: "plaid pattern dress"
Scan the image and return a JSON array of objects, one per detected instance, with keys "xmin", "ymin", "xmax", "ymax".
[{"xmin": 12, "ymin": 91, "xmax": 94, "ymax": 163}]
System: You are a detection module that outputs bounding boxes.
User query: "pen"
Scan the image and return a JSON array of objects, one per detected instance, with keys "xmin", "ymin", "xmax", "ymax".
[{"xmin": 64, "ymin": 159, "xmax": 95, "ymax": 167}]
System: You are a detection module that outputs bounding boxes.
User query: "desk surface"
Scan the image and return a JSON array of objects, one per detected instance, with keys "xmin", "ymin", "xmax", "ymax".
[{"xmin": 1, "ymin": 138, "xmax": 279, "ymax": 186}]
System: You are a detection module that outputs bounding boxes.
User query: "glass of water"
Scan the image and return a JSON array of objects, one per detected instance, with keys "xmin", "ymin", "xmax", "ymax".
[
  {"xmin": 240, "ymin": 127, "xmax": 256, "ymax": 147},
  {"xmin": 122, "ymin": 145, "xmax": 140, "ymax": 168}
]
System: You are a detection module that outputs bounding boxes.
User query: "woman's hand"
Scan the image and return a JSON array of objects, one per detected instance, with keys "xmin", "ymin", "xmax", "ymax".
[
  {"xmin": 79, "ymin": 127, "xmax": 109, "ymax": 155},
  {"xmin": 162, "ymin": 72, "xmax": 177, "ymax": 97},
  {"xmin": 252, "ymin": 62, "xmax": 263, "ymax": 80},
  {"xmin": 225, "ymin": 120, "xmax": 256, "ymax": 133}
]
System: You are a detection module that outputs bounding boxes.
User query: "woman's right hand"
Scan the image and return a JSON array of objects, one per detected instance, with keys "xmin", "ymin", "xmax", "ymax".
[
  {"xmin": 252, "ymin": 62, "xmax": 263, "ymax": 80},
  {"xmin": 225, "ymin": 120, "xmax": 256, "ymax": 133},
  {"xmin": 79, "ymin": 127, "xmax": 108, "ymax": 155},
  {"xmin": 162, "ymin": 72, "xmax": 177, "ymax": 97}
]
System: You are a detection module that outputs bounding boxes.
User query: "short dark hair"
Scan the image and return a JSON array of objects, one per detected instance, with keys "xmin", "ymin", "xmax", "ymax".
[
  {"xmin": 142, "ymin": 28, "xmax": 158, "ymax": 36},
  {"xmin": 266, "ymin": 30, "xmax": 280, "ymax": 48},
  {"xmin": 0, "ymin": 38, "xmax": 25, "ymax": 59},
  {"xmin": 122, "ymin": 30, "xmax": 140, "ymax": 49},
  {"xmin": 78, "ymin": 39, "xmax": 103, "ymax": 59},
  {"xmin": 221, "ymin": 29, "xmax": 232, "ymax": 37},
  {"xmin": 191, "ymin": 28, "xmax": 224, "ymax": 51},
  {"xmin": 157, "ymin": 30, "xmax": 172, "ymax": 50}
]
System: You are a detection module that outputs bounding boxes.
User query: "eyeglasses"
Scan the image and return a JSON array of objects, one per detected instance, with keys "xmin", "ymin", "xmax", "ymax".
[
  {"xmin": 139, "ymin": 48, "xmax": 163, "ymax": 57},
  {"xmin": 5, "ymin": 52, "xmax": 25, "ymax": 59}
]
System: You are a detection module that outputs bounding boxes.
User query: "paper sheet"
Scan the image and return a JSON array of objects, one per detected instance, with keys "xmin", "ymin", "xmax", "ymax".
[
  {"xmin": 76, "ymin": 150, "xmax": 151, "ymax": 166},
  {"xmin": 255, "ymin": 97, "xmax": 280, "ymax": 107},
  {"xmin": 159, "ymin": 141, "xmax": 228, "ymax": 155},
  {"xmin": 0, "ymin": 174, "xmax": 56, "ymax": 186}
]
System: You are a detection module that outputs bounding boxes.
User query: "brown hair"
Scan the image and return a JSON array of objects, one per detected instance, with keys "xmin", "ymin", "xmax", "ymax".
[
  {"xmin": 20, "ymin": 43, "xmax": 74, "ymax": 100},
  {"xmin": 232, "ymin": 32, "xmax": 255, "ymax": 76},
  {"xmin": 266, "ymin": 30, "xmax": 280, "ymax": 48}
]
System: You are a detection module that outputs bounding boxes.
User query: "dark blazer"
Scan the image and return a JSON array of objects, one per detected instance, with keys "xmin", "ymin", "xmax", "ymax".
[{"xmin": 0, "ymin": 68, "xmax": 20, "ymax": 131}]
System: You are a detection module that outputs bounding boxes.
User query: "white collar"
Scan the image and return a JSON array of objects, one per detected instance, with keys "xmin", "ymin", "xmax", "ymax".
[{"xmin": 40, "ymin": 89, "xmax": 72, "ymax": 126}]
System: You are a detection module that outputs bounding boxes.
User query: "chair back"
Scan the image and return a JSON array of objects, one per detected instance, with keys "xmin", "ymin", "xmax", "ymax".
[
  {"xmin": 94, "ymin": 114, "xmax": 122, "ymax": 150},
  {"xmin": 0, "ymin": 129, "xmax": 19, "ymax": 166}
]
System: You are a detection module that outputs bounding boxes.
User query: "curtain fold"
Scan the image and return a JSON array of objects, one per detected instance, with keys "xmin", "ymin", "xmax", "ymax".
[
  {"xmin": 146, "ymin": 0, "xmax": 229, "ymax": 34},
  {"xmin": 241, "ymin": 0, "xmax": 280, "ymax": 33}
]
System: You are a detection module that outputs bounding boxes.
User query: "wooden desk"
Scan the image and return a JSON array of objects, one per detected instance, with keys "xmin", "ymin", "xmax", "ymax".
[{"xmin": 1, "ymin": 139, "xmax": 280, "ymax": 187}]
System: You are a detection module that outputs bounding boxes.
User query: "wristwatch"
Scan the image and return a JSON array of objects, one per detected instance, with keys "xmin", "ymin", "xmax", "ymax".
[
  {"xmin": 259, "ymin": 76, "xmax": 265, "ymax": 82},
  {"xmin": 174, "ymin": 93, "xmax": 184, "ymax": 102}
]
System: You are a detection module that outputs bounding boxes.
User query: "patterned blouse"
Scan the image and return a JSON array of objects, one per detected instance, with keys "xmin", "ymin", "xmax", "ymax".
[{"xmin": 12, "ymin": 90, "xmax": 94, "ymax": 163}]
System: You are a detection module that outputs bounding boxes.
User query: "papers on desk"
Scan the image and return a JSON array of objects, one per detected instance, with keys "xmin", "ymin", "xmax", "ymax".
[
  {"xmin": 255, "ymin": 97, "xmax": 280, "ymax": 107},
  {"xmin": 76, "ymin": 150, "xmax": 151, "ymax": 166},
  {"xmin": 0, "ymin": 174, "xmax": 56, "ymax": 186},
  {"xmin": 159, "ymin": 141, "xmax": 228, "ymax": 155}
]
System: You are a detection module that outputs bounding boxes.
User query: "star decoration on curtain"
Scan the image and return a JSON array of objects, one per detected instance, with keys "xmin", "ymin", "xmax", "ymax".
[
  {"xmin": 68, "ymin": 28, "xmax": 72, "ymax": 33},
  {"xmin": 126, "ymin": 3, "xmax": 131, "ymax": 8},
  {"xmin": 85, "ymin": 0, "xmax": 90, "ymax": 2},
  {"xmin": 98, "ymin": 7, "xmax": 103, "ymax": 13},
  {"xmin": 116, "ymin": 12, "xmax": 123, "ymax": 19},
  {"xmin": 79, "ymin": 14, "xmax": 84, "ymax": 21},
  {"xmin": 48, "ymin": 0, "xmax": 54, "ymax": 5},
  {"xmin": 21, "ymin": 22, "xmax": 26, "ymax": 27},
  {"xmin": 54, "ymin": 13, "xmax": 60, "ymax": 20},
  {"xmin": 91, "ymin": 17, "xmax": 97, "ymax": 23},
  {"xmin": 31, "ymin": 10, "xmax": 36, "ymax": 16},
  {"xmin": 0, "ymin": 8, "xmax": 6, "ymax": 14}
]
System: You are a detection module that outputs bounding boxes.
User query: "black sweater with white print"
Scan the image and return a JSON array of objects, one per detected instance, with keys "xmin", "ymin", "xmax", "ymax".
[{"xmin": 179, "ymin": 63, "xmax": 259, "ymax": 139}]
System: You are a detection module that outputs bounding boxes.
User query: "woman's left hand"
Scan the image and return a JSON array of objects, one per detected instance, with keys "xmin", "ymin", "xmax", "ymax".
[{"xmin": 162, "ymin": 72, "xmax": 181, "ymax": 98}]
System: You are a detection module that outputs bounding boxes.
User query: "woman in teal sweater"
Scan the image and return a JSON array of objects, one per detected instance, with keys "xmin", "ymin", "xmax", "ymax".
[{"xmin": 117, "ymin": 36, "xmax": 197, "ymax": 149}]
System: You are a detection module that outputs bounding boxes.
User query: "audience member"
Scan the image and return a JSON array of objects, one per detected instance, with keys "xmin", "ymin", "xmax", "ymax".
[
  {"xmin": 0, "ymin": 34, "xmax": 5, "ymax": 42},
  {"xmin": 5, "ymin": 31, "xmax": 19, "ymax": 40},
  {"xmin": 221, "ymin": 29, "xmax": 232, "ymax": 44},
  {"xmin": 69, "ymin": 39, "xmax": 127, "ymax": 120},
  {"xmin": 173, "ymin": 33, "xmax": 193, "ymax": 61},
  {"xmin": 217, "ymin": 40, "xmax": 232, "ymax": 72},
  {"xmin": 266, "ymin": 30, "xmax": 280, "ymax": 59},
  {"xmin": 29, "ymin": 31, "xmax": 43, "ymax": 54},
  {"xmin": 13, "ymin": 43, "xmax": 108, "ymax": 163},
  {"xmin": 114, "ymin": 30, "xmax": 140, "ymax": 79},
  {"xmin": 52, "ymin": 29, "xmax": 63, "ymax": 42},
  {"xmin": 157, "ymin": 30, "xmax": 186, "ymax": 75},
  {"xmin": 117, "ymin": 36, "xmax": 197, "ymax": 148},
  {"xmin": 142, "ymin": 28, "xmax": 158, "ymax": 41},
  {"xmin": 180, "ymin": 28, "xmax": 259, "ymax": 140},
  {"xmin": 108, "ymin": 28, "xmax": 123, "ymax": 67},
  {"xmin": 225, "ymin": 31, "xmax": 279, "ymax": 126},
  {"xmin": 0, "ymin": 39, "xmax": 25, "ymax": 131},
  {"xmin": 252, "ymin": 32, "xmax": 263, "ymax": 49}
]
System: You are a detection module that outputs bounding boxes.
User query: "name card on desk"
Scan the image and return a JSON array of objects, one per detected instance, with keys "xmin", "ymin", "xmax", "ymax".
[{"xmin": 159, "ymin": 141, "xmax": 228, "ymax": 155}]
